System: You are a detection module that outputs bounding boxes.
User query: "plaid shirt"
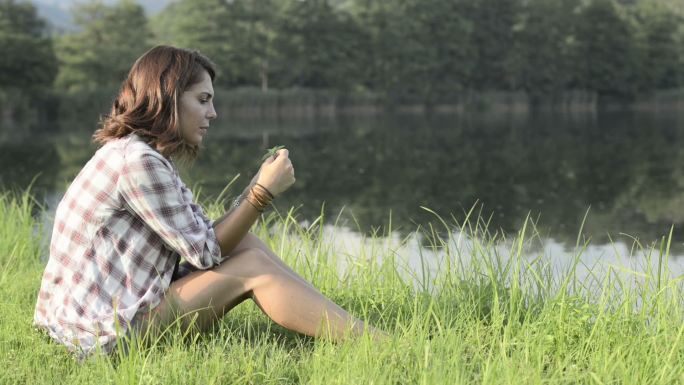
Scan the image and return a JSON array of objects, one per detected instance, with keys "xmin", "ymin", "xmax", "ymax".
[{"xmin": 34, "ymin": 134, "xmax": 222, "ymax": 357}]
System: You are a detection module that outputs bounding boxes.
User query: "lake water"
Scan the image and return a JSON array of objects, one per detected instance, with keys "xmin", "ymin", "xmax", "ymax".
[{"xmin": 4, "ymin": 109, "xmax": 684, "ymax": 280}]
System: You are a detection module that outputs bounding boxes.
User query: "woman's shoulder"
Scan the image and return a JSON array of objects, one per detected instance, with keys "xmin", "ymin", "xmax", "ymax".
[
  {"xmin": 101, "ymin": 134, "xmax": 169, "ymax": 165},
  {"xmin": 85, "ymin": 134, "xmax": 177, "ymax": 186},
  {"xmin": 114, "ymin": 134, "xmax": 179, "ymax": 179}
]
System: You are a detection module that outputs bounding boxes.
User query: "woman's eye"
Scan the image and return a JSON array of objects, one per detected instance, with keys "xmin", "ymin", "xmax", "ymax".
[{"xmin": 199, "ymin": 99, "xmax": 208, "ymax": 104}]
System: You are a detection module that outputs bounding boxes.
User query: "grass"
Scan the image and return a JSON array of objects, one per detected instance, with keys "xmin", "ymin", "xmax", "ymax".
[{"xmin": 2, "ymin": 190, "xmax": 684, "ymax": 384}]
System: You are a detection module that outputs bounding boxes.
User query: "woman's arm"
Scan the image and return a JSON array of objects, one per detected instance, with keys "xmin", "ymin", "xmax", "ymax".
[
  {"xmin": 213, "ymin": 149, "xmax": 295, "ymax": 257},
  {"xmin": 214, "ymin": 171, "xmax": 260, "ymax": 225},
  {"xmin": 212, "ymin": 198, "xmax": 262, "ymax": 256},
  {"xmin": 120, "ymin": 151, "xmax": 223, "ymax": 269}
]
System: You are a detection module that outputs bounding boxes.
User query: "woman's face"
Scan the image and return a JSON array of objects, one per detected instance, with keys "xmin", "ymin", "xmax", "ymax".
[{"xmin": 178, "ymin": 70, "xmax": 217, "ymax": 146}]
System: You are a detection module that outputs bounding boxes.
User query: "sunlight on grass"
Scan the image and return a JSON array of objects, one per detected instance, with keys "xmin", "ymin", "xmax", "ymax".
[{"xmin": 1, "ymin": 189, "xmax": 684, "ymax": 384}]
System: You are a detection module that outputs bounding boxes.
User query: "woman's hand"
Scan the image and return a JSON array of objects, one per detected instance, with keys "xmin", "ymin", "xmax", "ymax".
[{"xmin": 255, "ymin": 149, "xmax": 295, "ymax": 196}]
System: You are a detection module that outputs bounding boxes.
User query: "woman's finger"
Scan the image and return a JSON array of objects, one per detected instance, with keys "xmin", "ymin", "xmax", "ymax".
[{"xmin": 262, "ymin": 156, "xmax": 276, "ymax": 165}]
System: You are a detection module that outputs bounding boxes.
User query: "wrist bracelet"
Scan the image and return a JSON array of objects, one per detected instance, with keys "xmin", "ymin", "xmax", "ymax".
[
  {"xmin": 245, "ymin": 195, "xmax": 264, "ymax": 212},
  {"xmin": 254, "ymin": 183, "xmax": 275, "ymax": 199},
  {"xmin": 245, "ymin": 186, "xmax": 273, "ymax": 213}
]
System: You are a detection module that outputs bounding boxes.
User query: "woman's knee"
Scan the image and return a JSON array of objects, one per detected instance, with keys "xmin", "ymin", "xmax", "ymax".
[
  {"xmin": 238, "ymin": 233, "xmax": 282, "ymax": 262},
  {"xmin": 219, "ymin": 247, "xmax": 282, "ymax": 282}
]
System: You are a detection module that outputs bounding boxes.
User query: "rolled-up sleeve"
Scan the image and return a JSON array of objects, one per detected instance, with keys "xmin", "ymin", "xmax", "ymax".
[
  {"xmin": 118, "ymin": 150, "xmax": 222, "ymax": 269},
  {"xmin": 179, "ymin": 179, "xmax": 215, "ymax": 229}
]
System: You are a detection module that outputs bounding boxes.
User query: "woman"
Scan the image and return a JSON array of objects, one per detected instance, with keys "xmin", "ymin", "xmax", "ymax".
[{"xmin": 34, "ymin": 45, "xmax": 384, "ymax": 358}]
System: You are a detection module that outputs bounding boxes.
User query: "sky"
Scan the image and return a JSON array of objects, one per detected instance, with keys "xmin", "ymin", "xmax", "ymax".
[{"xmin": 29, "ymin": 0, "xmax": 170, "ymax": 31}]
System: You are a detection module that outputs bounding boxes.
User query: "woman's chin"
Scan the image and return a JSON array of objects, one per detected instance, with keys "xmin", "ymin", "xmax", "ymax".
[
  {"xmin": 182, "ymin": 131, "xmax": 205, "ymax": 146},
  {"xmin": 189, "ymin": 135, "xmax": 203, "ymax": 146}
]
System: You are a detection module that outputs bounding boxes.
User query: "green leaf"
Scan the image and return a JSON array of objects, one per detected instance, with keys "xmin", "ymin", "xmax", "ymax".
[{"xmin": 261, "ymin": 145, "xmax": 285, "ymax": 161}]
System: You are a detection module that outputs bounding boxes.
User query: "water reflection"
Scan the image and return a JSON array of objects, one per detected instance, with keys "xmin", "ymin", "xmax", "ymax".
[
  {"xmin": 316, "ymin": 223, "xmax": 684, "ymax": 293},
  {"xmin": 0, "ymin": 138, "xmax": 60, "ymax": 194},
  {"xmin": 2, "ymin": 109, "xmax": 684, "ymax": 253},
  {"xmin": 192, "ymin": 110, "xmax": 684, "ymax": 249}
]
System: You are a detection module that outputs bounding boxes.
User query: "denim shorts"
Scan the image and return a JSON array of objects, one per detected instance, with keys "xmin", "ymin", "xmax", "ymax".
[{"xmin": 171, "ymin": 261, "xmax": 198, "ymax": 282}]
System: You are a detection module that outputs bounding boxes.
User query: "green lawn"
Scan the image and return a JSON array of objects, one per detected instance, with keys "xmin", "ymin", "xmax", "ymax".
[{"xmin": 2, "ymin": 191, "xmax": 684, "ymax": 384}]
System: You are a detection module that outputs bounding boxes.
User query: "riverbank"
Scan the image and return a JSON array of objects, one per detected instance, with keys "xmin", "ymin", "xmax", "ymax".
[
  {"xmin": 2, "ymin": 191, "xmax": 684, "ymax": 384},
  {"xmin": 2, "ymin": 87, "xmax": 684, "ymax": 131}
]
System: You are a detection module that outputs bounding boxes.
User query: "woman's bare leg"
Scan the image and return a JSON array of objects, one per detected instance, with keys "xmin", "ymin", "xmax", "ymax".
[
  {"xmin": 175, "ymin": 233, "xmax": 313, "ymax": 288},
  {"xmin": 232, "ymin": 232, "xmax": 315, "ymax": 288},
  {"xmin": 231, "ymin": 234, "xmax": 387, "ymax": 338},
  {"xmin": 139, "ymin": 247, "xmax": 382, "ymax": 340}
]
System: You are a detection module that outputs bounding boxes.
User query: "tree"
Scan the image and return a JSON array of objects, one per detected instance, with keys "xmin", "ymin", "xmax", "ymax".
[
  {"xmin": 573, "ymin": 0, "xmax": 641, "ymax": 100},
  {"xmin": 343, "ymin": 0, "xmax": 404, "ymax": 94},
  {"xmin": 55, "ymin": 0, "xmax": 152, "ymax": 91},
  {"xmin": 403, "ymin": 0, "xmax": 474, "ymax": 103},
  {"xmin": 631, "ymin": 0, "xmax": 683, "ymax": 91},
  {"xmin": 460, "ymin": 0, "xmax": 521, "ymax": 90},
  {"xmin": 353, "ymin": 0, "xmax": 474, "ymax": 104},
  {"xmin": 271, "ymin": 0, "xmax": 366, "ymax": 90},
  {"xmin": 154, "ymin": 0, "xmax": 284, "ymax": 89},
  {"xmin": 511, "ymin": 0, "xmax": 581, "ymax": 102},
  {"xmin": 0, "ymin": 0, "xmax": 57, "ymax": 89},
  {"xmin": 153, "ymin": 0, "xmax": 244, "ymax": 88},
  {"xmin": 222, "ymin": 0, "xmax": 281, "ymax": 90}
]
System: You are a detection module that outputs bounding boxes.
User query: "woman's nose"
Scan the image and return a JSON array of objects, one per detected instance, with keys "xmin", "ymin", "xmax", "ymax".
[{"xmin": 208, "ymin": 103, "xmax": 217, "ymax": 120}]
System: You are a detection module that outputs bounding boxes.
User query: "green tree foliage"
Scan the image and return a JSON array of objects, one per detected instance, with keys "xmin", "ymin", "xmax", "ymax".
[
  {"xmin": 55, "ymin": 0, "xmax": 152, "ymax": 91},
  {"xmin": 461, "ymin": 0, "xmax": 521, "ymax": 90},
  {"xmin": 343, "ymin": 1, "xmax": 403, "ymax": 94},
  {"xmin": 574, "ymin": 0, "xmax": 641, "ymax": 100},
  {"xmin": 354, "ymin": 0, "xmax": 473, "ymax": 104},
  {"xmin": 272, "ymin": 0, "xmax": 365, "ymax": 90},
  {"xmin": 7, "ymin": 0, "xmax": 680, "ymax": 103},
  {"xmin": 631, "ymin": 0, "xmax": 683, "ymax": 91},
  {"xmin": 0, "ymin": 0, "xmax": 57, "ymax": 89},
  {"xmin": 511, "ymin": 0, "xmax": 581, "ymax": 102},
  {"xmin": 399, "ymin": 0, "xmax": 473, "ymax": 102},
  {"xmin": 152, "ymin": 0, "xmax": 234, "ymax": 87},
  {"xmin": 129, "ymin": 0, "xmax": 684, "ymax": 100},
  {"xmin": 152, "ymin": 0, "xmax": 282, "ymax": 89},
  {"xmin": 222, "ymin": 0, "xmax": 281, "ymax": 90}
]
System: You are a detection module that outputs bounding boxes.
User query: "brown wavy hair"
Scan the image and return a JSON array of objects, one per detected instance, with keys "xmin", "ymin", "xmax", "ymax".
[{"xmin": 93, "ymin": 45, "xmax": 216, "ymax": 160}]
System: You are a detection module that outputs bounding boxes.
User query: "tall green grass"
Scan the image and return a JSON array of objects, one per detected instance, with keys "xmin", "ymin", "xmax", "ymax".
[
  {"xmin": 0, "ymin": 192, "xmax": 43, "ymax": 283},
  {"xmin": 2, "ymin": 190, "xmax": 684, "ymax": 384}
]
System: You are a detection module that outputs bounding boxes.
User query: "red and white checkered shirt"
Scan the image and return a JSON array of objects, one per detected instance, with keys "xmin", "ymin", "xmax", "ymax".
[{"xmin": 34, "ymin": 133, "xmax": 222, "ymax": 357}]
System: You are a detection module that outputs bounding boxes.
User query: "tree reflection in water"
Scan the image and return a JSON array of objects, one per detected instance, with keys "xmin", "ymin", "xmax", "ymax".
[{"xmin": 2, "ymin": 109, "xmax": 684, "ymax": 252}]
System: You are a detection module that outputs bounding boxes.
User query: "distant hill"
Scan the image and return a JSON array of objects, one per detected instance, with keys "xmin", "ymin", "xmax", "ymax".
[
  {"xmin": 32, "ymin": 1, "xmax": 73, "ymax": 33},
  {"xmin": 30, "ymin": 0, "xmax": 171, "ymax": 34}
]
